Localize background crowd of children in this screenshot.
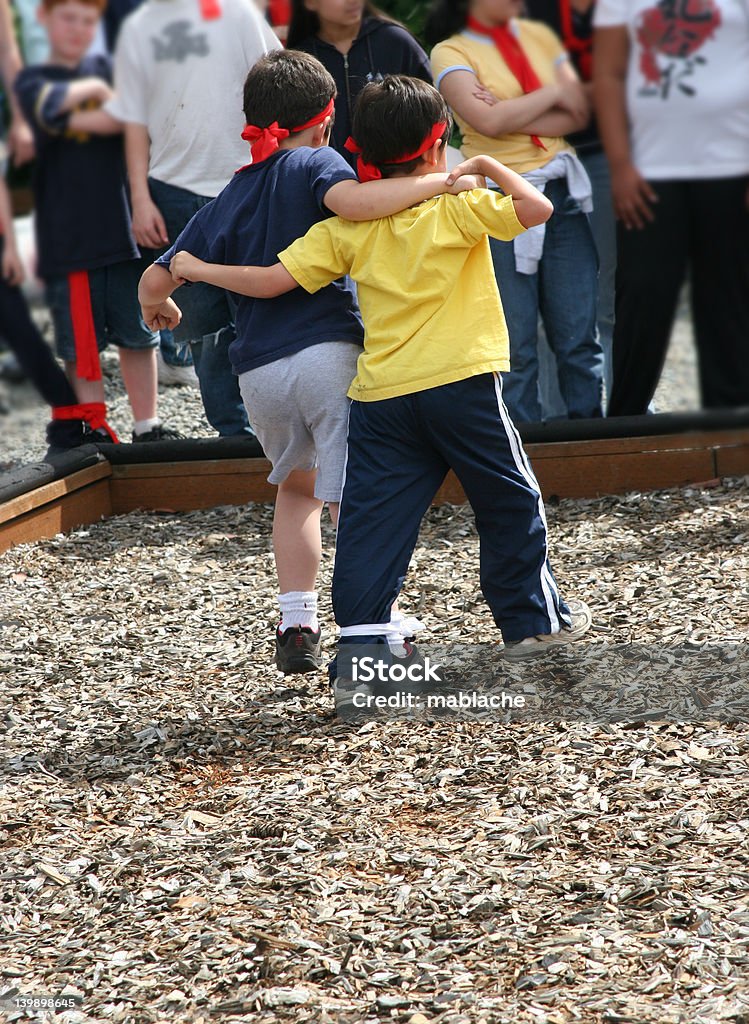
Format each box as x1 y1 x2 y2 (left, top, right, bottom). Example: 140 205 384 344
0 0 747 447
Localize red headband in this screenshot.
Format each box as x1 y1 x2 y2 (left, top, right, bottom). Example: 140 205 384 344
344 121 448 182
240 98 335 165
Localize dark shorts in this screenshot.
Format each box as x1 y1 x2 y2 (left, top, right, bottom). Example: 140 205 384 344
46 259 158 363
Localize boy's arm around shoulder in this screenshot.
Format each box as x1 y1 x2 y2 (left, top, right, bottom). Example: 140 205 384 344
169 252 298 299
323 171 485 221
446 156 553 229
171 217 351 298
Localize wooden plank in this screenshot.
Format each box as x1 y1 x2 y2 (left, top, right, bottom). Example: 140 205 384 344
108 441 732 513
110 472 277 513
0 481 112 555
111 458 273 480
524 428 749 461
0 462 112 527
434 448 717 505
714 442 749 479
533 449 716 499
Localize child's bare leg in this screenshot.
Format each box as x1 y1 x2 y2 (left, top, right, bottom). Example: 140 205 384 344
275 469 323 594
117 346 158 425
274 469 325 671
65 362 105 405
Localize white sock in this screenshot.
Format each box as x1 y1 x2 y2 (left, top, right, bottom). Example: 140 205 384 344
133 417 161 436
278 591 318 632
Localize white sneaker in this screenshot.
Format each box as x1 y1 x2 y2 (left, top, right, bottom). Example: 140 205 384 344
156 350 199 388
502 600 592 662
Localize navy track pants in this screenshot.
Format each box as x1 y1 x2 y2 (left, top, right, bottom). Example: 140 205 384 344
332 373 571 645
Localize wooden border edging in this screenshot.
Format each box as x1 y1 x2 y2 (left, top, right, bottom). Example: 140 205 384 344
0 461 112 554
107 428 749 513
1 426 748 554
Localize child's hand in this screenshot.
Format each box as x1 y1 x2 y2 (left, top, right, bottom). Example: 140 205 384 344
79 76 114 106
1 244 25 287
472 81 499 107
447 172 487 194
170 251 206 285
445 156 488 190
141 298 182 331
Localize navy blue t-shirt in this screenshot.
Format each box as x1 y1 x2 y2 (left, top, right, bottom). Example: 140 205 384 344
156 147 364 374
15 56 138 280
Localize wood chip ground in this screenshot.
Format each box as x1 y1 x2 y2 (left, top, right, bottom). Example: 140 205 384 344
1 474 748 1023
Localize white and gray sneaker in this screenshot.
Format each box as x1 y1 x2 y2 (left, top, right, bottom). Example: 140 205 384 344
156 350 199 388
502 600 592 662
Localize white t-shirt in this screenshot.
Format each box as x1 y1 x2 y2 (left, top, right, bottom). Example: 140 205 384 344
594 0 749 179
108 0 281 196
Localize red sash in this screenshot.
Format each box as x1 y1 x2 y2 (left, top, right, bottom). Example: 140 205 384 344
466 15 547 150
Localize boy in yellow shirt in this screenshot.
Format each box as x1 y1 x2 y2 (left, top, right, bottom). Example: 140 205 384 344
166 75 592 715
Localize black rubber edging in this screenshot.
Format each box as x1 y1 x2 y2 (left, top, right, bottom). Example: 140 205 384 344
100 434 265 464
518 407 749 444
0 446 104 506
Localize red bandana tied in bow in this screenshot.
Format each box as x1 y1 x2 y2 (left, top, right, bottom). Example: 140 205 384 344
240 98 336 166
466 15 548 150
344 121 448 182
52 402 119 443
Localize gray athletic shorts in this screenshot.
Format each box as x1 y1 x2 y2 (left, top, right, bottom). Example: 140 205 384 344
238 341 360 502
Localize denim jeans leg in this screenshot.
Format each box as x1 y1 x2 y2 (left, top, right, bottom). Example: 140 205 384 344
489 234 543 423
159 329 194 368
537 328 567 419
191 326 254 437
579 149 617 408
539 180 603 419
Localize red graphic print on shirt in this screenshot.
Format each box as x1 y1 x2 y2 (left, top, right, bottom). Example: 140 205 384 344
636 0 722 97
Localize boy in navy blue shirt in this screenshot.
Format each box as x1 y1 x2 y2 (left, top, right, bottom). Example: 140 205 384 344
14 0 179 443
138 50 478 674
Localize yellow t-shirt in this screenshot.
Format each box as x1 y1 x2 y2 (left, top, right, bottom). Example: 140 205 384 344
278 189 524 403
431 20 573 174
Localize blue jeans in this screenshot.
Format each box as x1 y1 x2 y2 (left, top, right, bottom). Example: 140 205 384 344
537 149 616 417
145 177 252 437
491 177 603 423
159 329 194 368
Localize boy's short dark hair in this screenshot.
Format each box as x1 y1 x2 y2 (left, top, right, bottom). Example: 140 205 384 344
243 51 336 131
351 76 452 178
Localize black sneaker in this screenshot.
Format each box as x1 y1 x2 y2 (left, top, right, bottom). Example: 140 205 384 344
275 626 323 675
83 426 116 445
132 424 184 442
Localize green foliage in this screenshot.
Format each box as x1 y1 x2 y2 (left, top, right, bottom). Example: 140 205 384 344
379 0 433 46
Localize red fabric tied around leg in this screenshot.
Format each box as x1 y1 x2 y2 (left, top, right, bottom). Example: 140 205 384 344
53 402 120 444
67 270 102 382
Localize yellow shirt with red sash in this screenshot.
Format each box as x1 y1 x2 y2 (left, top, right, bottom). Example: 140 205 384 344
431 20 574 175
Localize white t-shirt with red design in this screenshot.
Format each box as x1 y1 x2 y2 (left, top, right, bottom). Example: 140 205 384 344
594 0 749 179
